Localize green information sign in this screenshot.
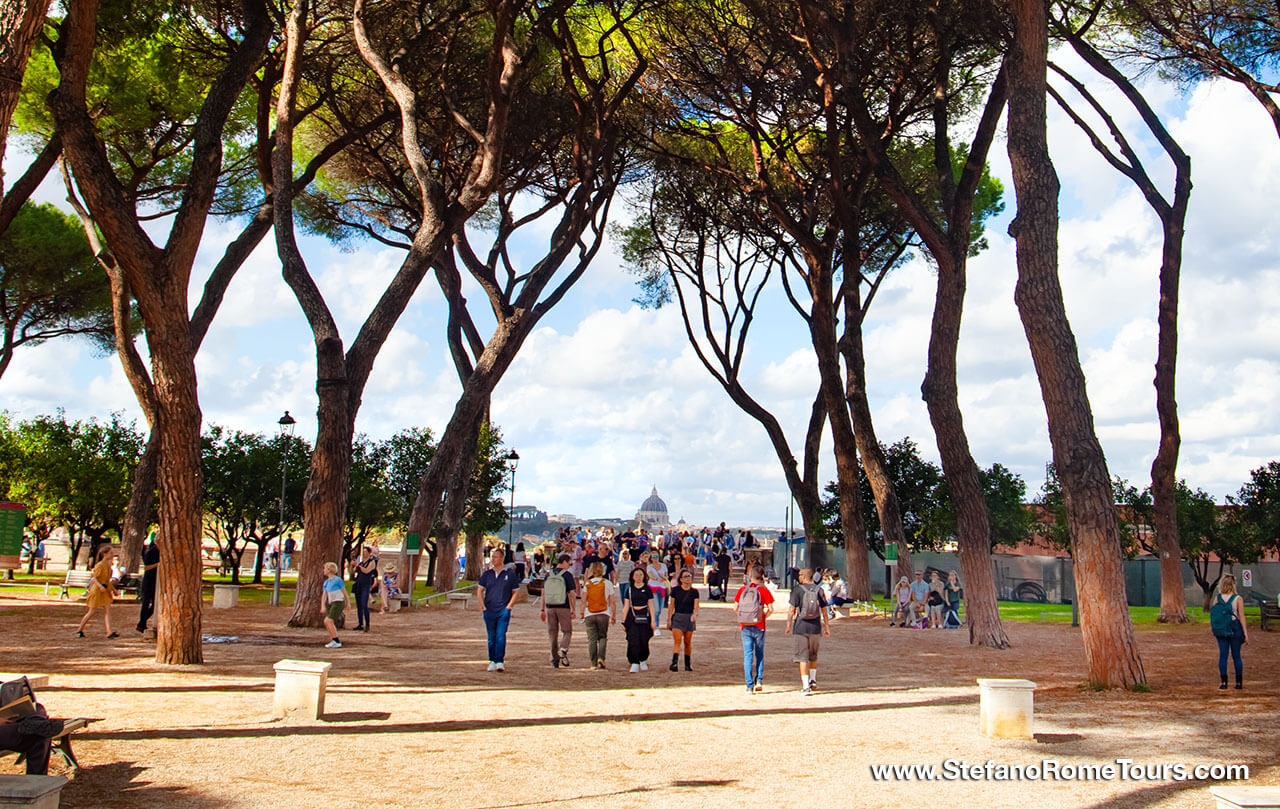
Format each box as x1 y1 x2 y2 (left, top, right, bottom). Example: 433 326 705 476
884 542 898 564
405 532 421 556
0 502 27 569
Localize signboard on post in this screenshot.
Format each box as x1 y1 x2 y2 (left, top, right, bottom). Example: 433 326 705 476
1242 569 1253 588
884 542 898 565
404 532 421 556
0 502 26 570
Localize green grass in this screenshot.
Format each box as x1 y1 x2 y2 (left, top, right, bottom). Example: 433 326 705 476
863 595 1253 625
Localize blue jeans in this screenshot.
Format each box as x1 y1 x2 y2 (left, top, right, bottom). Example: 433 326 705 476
741 626 765 686
354 580 372 628
1217 634 1244 679
484 608 512 663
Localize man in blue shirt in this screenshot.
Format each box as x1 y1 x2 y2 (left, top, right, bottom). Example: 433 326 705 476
477 546 521 671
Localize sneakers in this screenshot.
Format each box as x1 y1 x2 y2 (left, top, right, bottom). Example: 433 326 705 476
559 649 569 668
107 632 119 639
801 686 813 695
494 662 505 672
639 661 649 671
807 681 818 691
325 639 342 648
746 685 755 694
552 656 561 668
629 664 640 673
653 629 661 637
596 661 607 670
752 682 763 693
487 662 497 671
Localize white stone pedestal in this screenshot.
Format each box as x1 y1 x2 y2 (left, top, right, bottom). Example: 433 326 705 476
212 585 239 609
273 659 332 720
0 775 68 809
977 677 1036 739
1211 787 1280 809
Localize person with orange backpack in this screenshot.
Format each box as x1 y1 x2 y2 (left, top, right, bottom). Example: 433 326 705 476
579 561 618 670
734 563 775 693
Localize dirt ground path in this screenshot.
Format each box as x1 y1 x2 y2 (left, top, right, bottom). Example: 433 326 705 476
1 589 1276 809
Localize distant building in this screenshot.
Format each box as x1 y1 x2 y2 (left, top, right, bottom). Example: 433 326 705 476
635 486 671 529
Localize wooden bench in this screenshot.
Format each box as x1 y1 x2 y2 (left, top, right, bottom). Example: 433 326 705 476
3 717 92 772
1259 600 1279 632
53 571 93 600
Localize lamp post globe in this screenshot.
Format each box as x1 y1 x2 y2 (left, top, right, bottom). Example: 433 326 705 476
272 411 296 607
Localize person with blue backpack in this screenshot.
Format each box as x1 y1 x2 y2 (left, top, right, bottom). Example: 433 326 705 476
1209 574 1248 690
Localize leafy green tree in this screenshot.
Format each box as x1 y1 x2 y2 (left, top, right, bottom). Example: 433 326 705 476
201 426 310 585
820 437 1031 555
0 202 113 377
0 410 142 567
343 434 398 565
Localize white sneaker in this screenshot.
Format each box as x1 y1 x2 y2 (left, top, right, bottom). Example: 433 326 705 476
752 682 763 693
494 662 505 672
629 664 640 673
640 661 649 671
487 662 497 671
325 640 342 648
653 629 661 637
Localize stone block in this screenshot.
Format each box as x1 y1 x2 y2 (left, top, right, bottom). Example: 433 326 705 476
1211 787 1280 809
0 775 68 809
212 585 239 609
977 677 1036 739
272 659 332 720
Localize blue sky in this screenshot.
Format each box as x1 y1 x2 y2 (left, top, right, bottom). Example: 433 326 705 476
3 64 1279 529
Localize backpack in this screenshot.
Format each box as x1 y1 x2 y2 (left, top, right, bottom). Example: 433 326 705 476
737 584 763 624
1209 594 1240 638
585 579 608 613
543 571 568 606
798 584 822 620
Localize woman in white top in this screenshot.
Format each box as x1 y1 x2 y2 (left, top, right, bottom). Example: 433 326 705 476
645 554 670 637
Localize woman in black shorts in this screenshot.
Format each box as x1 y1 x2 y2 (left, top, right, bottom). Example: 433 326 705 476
667 567 700 671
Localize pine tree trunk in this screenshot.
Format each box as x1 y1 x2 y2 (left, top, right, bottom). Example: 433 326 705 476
465 526 483 581
119 429 158 574
1006 0 1145 687
811 294 872 601
288 353 353 628
0 0 51 202
149 306 204 665
838 291 913 598
1152 190 1189 623
921 251 1009 648
432 452 475 593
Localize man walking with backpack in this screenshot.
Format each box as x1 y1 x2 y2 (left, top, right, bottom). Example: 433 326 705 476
540 553 577 668
734 564 775 693
785 568 830 694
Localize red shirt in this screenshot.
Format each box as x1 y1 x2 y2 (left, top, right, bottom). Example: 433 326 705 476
734 583 775 630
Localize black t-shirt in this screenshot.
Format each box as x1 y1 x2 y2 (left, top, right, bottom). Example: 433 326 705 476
142 543 160 579
628 583 653 616
583 553 615 579
670 585 699 615
789 583 827 635
715 553 730 576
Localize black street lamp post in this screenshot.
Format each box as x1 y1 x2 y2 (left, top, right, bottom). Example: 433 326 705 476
272 410 296 607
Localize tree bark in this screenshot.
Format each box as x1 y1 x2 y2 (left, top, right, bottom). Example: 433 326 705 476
149 304 205 664
49 0 270 664
0 0 50 203
1006 0 1145 687
432 446 476 593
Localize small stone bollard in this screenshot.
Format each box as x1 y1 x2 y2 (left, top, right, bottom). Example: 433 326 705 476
212 584 239 609
272 659 332 720
1211 787 1280 809
0 775 69 809
977 677 1036 739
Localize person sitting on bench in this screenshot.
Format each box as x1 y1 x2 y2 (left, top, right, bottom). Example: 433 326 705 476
0 679 65 775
